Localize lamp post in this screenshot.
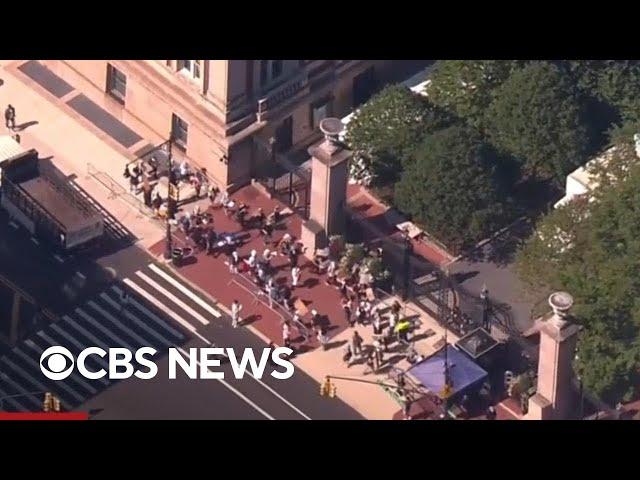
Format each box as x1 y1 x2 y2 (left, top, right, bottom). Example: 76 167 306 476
480 284 490 331
402 229 413 301
164 136 176 260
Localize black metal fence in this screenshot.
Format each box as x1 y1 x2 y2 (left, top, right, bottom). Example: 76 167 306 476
252 137 311 219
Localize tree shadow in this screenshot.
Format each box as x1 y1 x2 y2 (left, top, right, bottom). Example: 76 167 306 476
452 270 480 285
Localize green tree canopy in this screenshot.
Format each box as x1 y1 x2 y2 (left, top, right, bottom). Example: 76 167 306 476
426 60 522 129
486 62 592 183
344 84 453 186
515 143 640 403
394 125 512 251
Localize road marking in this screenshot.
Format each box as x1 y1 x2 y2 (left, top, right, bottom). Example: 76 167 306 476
30 237 39 245
8 221 19 229
87 300 151 349
75 271 86 280
186 331 311 420
148 263 221 318
53 254 65 263
0 358 71 410
0 371 44 410
62 316 110 351
122 279 197 333
75 308 134 351
135 271 210 326
19 343 95 398
100 293 172 347
110 285 185 340
0 387 28 411
37 330 109 385
176 346 274 421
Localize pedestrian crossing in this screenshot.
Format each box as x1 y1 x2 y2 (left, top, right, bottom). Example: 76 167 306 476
0 262 223 413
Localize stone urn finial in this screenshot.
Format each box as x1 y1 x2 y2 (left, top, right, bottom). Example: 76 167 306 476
319 118 344 147
548 291 574 328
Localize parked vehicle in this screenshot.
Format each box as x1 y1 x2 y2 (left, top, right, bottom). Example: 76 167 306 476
0 138 104 250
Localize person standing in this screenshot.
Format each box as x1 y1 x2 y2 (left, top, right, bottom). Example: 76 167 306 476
282 321 291 345
326 260 337 286
231 300 243 328
291 265 301 289
247 249 258 271
5 104 16 130
229 249 240 274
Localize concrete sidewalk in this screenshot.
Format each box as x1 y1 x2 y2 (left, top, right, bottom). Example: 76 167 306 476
0 60 165 249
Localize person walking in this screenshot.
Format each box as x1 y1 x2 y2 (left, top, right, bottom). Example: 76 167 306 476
231 300 243 328
351 330 363 358
291 265 301 289
5 104 16 130
317 326 329 351
341 297 353 327
119 290 130 314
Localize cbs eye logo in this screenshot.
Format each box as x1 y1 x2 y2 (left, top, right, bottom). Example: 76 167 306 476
40 346 75 380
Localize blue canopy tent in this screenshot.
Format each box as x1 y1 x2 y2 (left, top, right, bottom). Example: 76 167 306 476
408 345 488 399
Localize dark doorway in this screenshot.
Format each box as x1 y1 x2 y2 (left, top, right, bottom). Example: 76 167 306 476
275 116 293 153
352 67 377 108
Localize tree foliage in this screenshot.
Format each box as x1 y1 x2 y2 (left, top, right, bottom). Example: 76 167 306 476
486 62 592 183
515 144 640 403
426 60 522 129
394 125 512 251
344 84 453 186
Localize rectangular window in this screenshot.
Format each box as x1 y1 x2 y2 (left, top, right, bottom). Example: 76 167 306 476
271 60 283 79
106 64 126 104
311 98 331 129
260 60 269 86
177 60 201 80
171 113 188 151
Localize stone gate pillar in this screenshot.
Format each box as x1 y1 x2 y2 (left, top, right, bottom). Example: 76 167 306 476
300 118 351 257
526 292 580 420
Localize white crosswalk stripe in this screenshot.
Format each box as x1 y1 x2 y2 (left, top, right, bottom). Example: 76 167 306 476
1 358 72 410
99 293 173 347
63 316 110 351
0 263 224 413
110 286 185 339
87 300 151 349
0 387 29 411
122 279 197 332
148 263 221 318
0 372 43 410
75 308 135 351
135 271 210 325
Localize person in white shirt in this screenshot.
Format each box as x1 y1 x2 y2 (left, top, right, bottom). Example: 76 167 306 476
247 249 257 270
231 300 243 328
291 266 301 288
179 160 190 181
282 321 291 344
326 260 337 286
229 250 240 274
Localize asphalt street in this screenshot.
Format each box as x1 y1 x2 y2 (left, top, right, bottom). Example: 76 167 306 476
0 207 362 420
